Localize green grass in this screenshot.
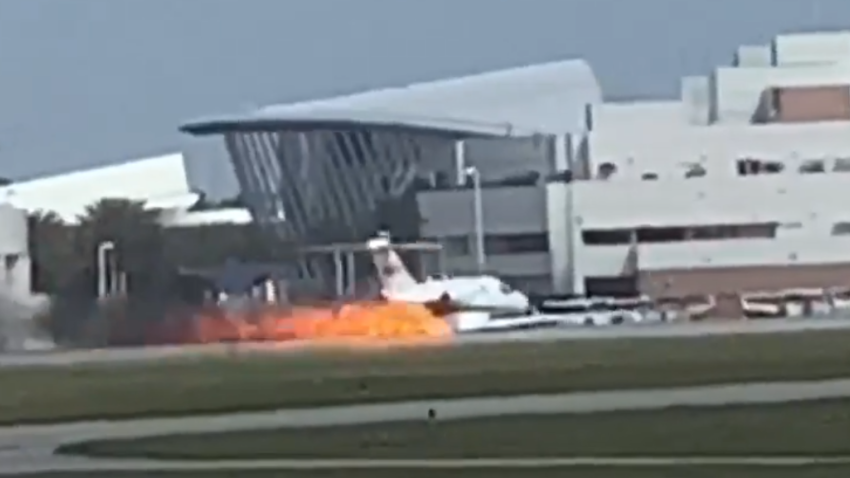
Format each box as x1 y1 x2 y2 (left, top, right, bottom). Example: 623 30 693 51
13 468 850 478
3 329 850 424
57 398 850 460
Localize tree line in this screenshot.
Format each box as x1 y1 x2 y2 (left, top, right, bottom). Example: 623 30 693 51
21 191 424 348
26 197 293 346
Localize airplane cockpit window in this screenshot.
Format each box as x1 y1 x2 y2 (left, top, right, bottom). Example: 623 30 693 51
499 282 513 294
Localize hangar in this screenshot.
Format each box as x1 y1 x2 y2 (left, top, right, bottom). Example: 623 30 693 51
182 30 850 299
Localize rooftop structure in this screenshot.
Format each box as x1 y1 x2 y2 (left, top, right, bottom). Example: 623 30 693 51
1 153 250 226
181 29 850 299
570 30 850 297
182 60 600 289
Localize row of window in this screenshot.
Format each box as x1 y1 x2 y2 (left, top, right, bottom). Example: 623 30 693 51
413 156 850 189
439 233 550 256
433 222 850 252
413 171 572 192
581 223 778 245
593 157 850 182
737 157 850 176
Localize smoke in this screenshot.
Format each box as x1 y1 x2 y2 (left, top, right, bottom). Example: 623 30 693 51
0 288 55 351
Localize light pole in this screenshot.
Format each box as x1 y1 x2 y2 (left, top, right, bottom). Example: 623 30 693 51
96 241 115 298
464 167 485 272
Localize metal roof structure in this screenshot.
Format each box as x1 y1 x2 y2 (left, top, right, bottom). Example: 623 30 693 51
182 59 601 136
178 58 601 288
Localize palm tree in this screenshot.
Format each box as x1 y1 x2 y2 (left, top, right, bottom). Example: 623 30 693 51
27 210 76 294
74 198 165 294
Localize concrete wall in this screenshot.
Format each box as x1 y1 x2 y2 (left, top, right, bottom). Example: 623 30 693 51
418 186 547 237
734 45 773 67
579 236 850 276
712 63 850 124
571 172 850 230
640 263 850 297
584 32 850 133
588 101 685 131
567 173 850 284
587 121 850 180
773 31 850 66
545 182 573 294
417 186 552 288
681 76 711 126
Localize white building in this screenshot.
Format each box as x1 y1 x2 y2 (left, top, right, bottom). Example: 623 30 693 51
564 30 850 296
1 153 250 226
182 29 850 297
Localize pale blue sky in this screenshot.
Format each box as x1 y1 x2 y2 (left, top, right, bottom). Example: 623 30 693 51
1 0 847 194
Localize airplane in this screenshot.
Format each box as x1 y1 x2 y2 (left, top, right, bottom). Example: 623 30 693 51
365 233 537 332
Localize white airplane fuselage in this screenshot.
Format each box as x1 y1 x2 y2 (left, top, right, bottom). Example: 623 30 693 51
381 276 530 316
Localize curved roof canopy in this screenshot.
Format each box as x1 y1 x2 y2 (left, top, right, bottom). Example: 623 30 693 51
182 59 601 137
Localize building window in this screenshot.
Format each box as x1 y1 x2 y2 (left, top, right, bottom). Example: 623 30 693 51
583 223 778 245
596 162 618 180
582 229 632 245
834 158 850 172
684 163 706 178
484 233 549 254
736 158 784 176
737 158 759 176
439 236 470 256
832 222 850 236
636 227 686 243
762 161 784 174
799 160 825 174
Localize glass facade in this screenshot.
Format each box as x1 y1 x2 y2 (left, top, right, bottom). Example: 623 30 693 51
223 128 454 287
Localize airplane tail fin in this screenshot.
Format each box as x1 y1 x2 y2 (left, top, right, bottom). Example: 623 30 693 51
367 233 417 295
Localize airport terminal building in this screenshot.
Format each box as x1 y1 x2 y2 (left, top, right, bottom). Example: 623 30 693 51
182 30 850 298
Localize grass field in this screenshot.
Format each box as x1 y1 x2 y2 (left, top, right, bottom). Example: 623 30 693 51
0 331 850 423
14 467 850 478
2 329 850 424
57 398 850 460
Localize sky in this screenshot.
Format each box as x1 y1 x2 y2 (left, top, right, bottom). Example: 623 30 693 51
2 0 850 195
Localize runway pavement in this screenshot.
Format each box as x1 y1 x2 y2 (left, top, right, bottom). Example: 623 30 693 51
3 316 850 368
2 378 850 474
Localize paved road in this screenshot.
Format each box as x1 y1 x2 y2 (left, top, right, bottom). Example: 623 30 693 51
3 316 850 368
2 378 850 474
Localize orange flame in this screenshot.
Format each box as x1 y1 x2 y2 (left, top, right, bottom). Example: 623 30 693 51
187 301 453 346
